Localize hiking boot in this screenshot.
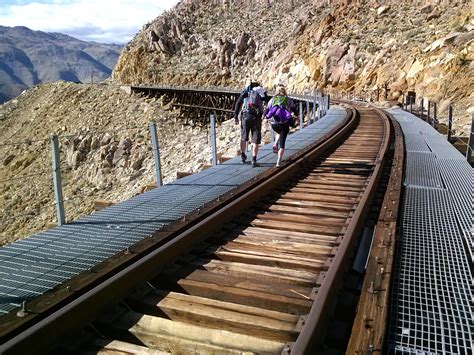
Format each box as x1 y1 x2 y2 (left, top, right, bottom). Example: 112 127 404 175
241 152 247 163
252 157 259 167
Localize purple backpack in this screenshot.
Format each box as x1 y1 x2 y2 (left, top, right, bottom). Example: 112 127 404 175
268 104 292 123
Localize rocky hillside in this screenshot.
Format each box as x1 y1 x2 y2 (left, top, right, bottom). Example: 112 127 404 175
114 0 473 133
1 0 473 245
0 26 122 103
0 81 270 245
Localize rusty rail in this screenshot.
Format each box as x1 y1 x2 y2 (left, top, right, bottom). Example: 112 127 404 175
345 111 404 354
286 103 393 354
0 105 354 355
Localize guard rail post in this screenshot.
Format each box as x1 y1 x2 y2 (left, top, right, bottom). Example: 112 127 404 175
420 98 424 121
466 113 474 164
299 101 303 130
51 134 65 226
447 105 453 142
312 96 317 122
427 100 431 126
318 96 322 121
306 101 310 125
149 122 163 187
210 114 218 166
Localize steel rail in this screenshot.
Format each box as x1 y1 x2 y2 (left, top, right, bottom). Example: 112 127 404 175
346 111 405 353
0 106 356 355
287 102 392 354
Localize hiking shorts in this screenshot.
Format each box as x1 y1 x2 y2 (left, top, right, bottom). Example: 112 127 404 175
271 122 290 149
241 113 262 144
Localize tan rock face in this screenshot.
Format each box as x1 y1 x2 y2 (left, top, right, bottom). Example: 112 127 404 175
112 0 472 131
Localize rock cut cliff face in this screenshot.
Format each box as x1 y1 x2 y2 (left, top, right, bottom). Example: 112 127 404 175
113 0 473 133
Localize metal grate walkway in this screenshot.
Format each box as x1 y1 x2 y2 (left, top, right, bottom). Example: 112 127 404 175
0 108 348 317
386 108 473 354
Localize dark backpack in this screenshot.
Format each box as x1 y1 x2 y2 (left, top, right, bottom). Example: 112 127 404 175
245 90 263 116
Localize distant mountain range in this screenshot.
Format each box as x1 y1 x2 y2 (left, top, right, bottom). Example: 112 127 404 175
0 26 122 103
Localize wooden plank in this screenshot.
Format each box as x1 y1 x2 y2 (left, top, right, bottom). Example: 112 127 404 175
99 311 285 354
295 182 362 192
176 278 313 314
183 269 312 300
240 226 339 242
307 172 366 181
219 241 331 263
251 219 343 236
159 290 300 322
232 228 337 246
212 248 326 272
289 186 360 198
265 204 348 218
300 177 366 188
130 291 298 342
255 212 346 227
229 235 334 255
272 198 354 212
281 192 357 205
192 259 318 287
92 339 167 354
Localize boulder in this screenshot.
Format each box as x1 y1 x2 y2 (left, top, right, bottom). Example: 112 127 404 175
3 154 15 166
377 5 390 16
118 137 132 151
426 10 441 21
420 4 433 13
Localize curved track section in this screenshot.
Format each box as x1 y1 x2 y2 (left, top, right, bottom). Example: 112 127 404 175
74 105 389 354
0 103 392 355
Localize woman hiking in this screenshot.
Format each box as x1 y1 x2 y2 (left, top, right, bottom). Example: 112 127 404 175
263 86 297 167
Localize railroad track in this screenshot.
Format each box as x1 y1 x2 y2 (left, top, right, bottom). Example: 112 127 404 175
1 103 393 354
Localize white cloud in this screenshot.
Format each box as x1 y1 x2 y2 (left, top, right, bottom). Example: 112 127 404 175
0 0 180 44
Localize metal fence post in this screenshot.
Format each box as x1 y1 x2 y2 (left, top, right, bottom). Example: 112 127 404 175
466 113 474 164
447 105 453 142
312 97 317 122
210 114 217 166
327 94 330 110
433 102 437 126
149 122 163 187
306 101 310 125
427 100 431 125
299 101 303 129
51 134 65 226
420 98 424 121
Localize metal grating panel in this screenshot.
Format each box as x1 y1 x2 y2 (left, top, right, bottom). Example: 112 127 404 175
388 107 473 354
388 187 473 354
404 134 432 153
404 152 444 188
0 107 349 316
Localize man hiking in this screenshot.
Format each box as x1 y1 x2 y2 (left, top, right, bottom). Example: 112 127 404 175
234 81 268 167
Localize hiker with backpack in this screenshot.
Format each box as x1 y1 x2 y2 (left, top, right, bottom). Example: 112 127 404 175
263 86 297 167
234 82 268 167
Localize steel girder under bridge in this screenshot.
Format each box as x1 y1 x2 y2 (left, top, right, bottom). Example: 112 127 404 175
130 85 240 126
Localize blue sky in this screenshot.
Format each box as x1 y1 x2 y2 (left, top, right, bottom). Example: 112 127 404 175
0 0 180 44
